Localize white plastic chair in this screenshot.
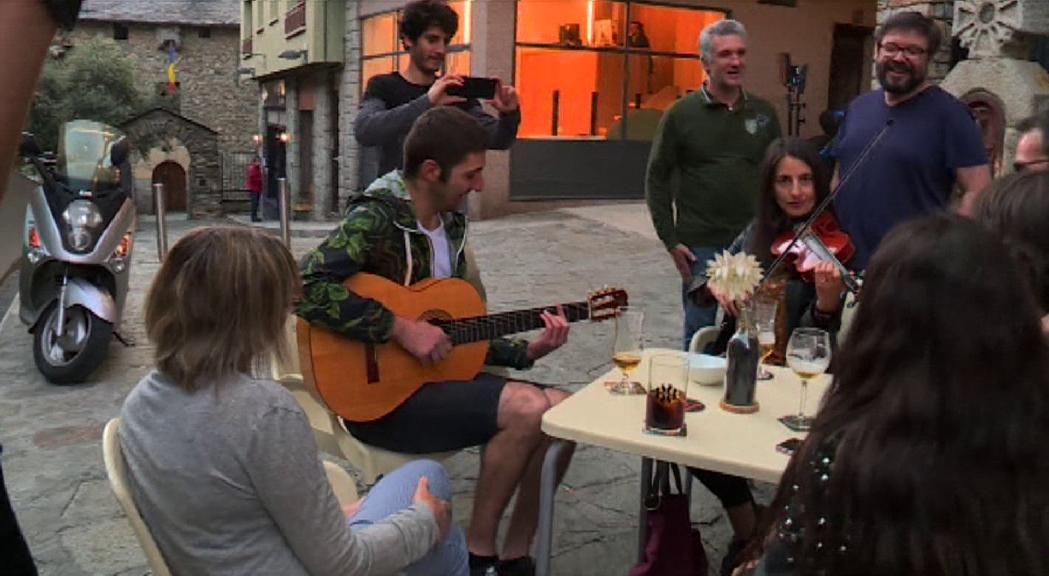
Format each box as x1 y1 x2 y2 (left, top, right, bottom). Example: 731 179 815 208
272 317 456 485
102 418 359 576
101 418 173 576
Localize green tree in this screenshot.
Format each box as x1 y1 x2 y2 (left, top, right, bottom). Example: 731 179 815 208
27 37 142 152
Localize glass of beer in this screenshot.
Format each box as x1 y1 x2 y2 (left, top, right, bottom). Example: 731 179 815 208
780 328 831 431
610 306 644 395
753 297 778 380
645 353 688 436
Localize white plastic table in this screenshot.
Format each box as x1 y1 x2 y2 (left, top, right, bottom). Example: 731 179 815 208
535 348 831 576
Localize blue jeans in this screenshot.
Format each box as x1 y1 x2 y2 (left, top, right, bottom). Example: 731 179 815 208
350 460 468 576
681 245 722 350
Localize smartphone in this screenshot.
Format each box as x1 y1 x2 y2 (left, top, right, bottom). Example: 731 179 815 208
446 76 498 100
776 438 803 456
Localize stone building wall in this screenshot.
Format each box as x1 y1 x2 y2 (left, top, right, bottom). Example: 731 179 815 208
122 109 222 218
61 22 257 154
338 0 362 206
877 0 956 82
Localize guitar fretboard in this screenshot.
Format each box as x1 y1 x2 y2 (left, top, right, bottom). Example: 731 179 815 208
434 301 590 345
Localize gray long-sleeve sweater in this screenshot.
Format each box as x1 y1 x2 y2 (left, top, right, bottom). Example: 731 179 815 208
119 371 438 575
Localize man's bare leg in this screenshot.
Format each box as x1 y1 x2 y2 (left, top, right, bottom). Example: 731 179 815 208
501 388 575 560
0 3 56 202
467 382 550 556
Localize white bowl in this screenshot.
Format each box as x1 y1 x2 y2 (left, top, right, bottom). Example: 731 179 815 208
688 353 727 386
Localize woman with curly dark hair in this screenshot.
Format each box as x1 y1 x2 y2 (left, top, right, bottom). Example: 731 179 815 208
746 215 1049 575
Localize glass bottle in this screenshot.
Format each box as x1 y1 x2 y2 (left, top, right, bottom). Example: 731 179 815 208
722 301 760 413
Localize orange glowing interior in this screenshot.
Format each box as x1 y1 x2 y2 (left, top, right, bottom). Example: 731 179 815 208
515 0 724 140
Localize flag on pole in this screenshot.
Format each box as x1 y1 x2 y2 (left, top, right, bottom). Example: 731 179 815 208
166 42 179 95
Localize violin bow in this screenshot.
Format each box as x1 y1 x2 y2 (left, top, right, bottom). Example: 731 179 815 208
758 119 895 293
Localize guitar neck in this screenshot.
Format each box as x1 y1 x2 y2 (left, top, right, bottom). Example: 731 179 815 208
435 301 591 345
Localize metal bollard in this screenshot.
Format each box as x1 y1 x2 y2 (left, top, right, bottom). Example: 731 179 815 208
277 177 291 247
153 182 168 261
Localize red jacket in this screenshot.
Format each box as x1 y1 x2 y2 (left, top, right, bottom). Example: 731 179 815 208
247 163 263 194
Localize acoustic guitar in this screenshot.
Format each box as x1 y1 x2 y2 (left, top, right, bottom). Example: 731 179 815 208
297 273 628 422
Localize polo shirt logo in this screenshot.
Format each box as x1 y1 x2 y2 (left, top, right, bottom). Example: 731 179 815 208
746 114 771 135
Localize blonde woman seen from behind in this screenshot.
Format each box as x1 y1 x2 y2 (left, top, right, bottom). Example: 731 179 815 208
119 226 467 575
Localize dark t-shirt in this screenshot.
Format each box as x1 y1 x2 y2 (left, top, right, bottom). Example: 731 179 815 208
357 73 520 180
833 87 986 269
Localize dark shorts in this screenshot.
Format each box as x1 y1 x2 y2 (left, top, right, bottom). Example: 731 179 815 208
345 373 518 454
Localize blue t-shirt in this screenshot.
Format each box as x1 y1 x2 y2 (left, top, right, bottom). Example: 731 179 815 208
833 87 987 269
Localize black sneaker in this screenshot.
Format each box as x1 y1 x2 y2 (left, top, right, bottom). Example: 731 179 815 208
720 539 748 576
470 563 499 576
498 557 536 576
470 554 500 576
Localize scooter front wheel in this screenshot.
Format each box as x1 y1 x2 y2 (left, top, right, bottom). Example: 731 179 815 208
32 303 112 385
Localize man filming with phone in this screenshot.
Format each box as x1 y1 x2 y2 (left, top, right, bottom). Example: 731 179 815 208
354 0 520 179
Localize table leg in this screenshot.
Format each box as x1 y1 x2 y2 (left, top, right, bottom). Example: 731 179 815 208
536 440 570 576
637 457 653 563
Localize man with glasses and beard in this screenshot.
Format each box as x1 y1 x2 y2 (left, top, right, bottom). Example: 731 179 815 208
1014 111 1049 173
830 11 990 270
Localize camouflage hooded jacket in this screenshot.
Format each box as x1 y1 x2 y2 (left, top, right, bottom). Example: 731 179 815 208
296 170 534 369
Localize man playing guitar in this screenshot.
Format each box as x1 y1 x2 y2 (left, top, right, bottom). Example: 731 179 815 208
298 107 574 576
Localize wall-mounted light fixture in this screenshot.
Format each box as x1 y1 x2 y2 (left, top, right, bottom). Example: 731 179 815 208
278 132 290 144
252 134 263 145
278 49 308 64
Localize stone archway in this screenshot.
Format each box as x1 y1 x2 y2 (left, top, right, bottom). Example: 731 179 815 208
961 90 1006 177
121 108 221 218
152 161 187 212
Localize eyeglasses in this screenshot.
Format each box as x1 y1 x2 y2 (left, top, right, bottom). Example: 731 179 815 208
1014 158 1049 172
879 43 927 58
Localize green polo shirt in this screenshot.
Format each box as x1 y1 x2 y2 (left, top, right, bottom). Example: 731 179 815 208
646 87 781 250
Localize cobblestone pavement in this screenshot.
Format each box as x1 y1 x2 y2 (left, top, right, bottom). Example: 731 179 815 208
0 206 773 575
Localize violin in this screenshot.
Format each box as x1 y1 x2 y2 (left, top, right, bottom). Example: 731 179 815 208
770 212 861 294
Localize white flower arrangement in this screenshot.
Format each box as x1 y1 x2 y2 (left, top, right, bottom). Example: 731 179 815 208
706 250 764 302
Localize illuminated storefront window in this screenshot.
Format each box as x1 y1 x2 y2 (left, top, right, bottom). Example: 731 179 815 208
516 0 725 141
360 1 472 95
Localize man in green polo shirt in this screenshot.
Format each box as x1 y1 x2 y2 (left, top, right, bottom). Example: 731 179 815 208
645 18 780 350
644 19 780 576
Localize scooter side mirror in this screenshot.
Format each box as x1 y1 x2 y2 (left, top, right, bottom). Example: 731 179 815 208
20 132 42 157
110 138 129 166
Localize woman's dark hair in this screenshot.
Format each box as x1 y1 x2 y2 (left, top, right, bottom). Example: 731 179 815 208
764 215 1049 575
876 11 942 56
974 170 1049 311
399 0 458 46
749 137 831 266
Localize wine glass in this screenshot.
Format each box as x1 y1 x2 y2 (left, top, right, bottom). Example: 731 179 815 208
780 328 831 431
610 306 644 395
753 297 778 381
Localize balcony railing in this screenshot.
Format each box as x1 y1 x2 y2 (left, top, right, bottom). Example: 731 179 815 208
285 2 306 38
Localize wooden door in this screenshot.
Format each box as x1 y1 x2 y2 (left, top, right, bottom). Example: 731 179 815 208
152 161 187 212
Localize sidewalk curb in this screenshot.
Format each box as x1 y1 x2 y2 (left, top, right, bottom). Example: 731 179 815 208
222 215 333 238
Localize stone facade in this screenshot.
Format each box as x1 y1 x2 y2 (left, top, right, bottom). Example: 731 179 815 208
312 74 337 220
877 0 956 81
58 22 257 156
338 0 363 211
121 108 222 218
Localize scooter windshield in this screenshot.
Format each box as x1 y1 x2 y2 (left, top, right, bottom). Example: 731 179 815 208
56 120 126 194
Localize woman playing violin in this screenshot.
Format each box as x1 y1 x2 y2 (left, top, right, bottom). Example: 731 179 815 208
689 137 852 344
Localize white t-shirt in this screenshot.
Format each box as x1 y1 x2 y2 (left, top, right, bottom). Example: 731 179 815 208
417 220 453 279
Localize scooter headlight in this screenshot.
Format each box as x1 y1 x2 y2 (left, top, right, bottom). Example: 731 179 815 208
62 200 102 252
